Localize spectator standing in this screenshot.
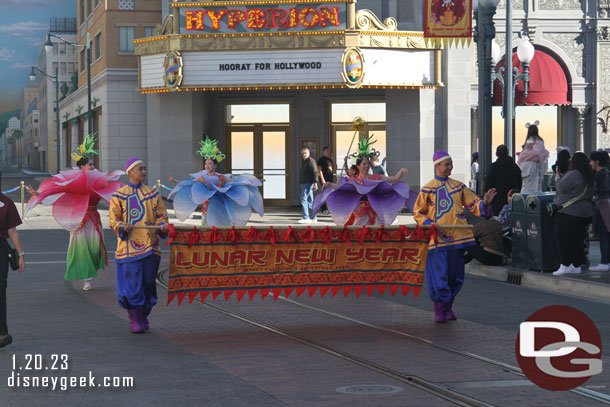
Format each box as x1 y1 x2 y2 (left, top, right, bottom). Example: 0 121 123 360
518 122 549 193
369 155 388 176
550 148 571 190
299 148 319 223
552 152 595 276
0 170 26 348
484 145 522 215
317 147 335 187
470 152 479 191
589 150 610 271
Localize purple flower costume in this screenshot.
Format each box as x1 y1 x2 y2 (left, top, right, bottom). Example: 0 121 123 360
313 175 415 226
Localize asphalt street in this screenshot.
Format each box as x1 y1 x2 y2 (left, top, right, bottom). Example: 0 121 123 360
0 228 606 406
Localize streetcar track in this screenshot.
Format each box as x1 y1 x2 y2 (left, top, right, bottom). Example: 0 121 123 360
156 267 610 405
278 296 610 405
156 268 494 407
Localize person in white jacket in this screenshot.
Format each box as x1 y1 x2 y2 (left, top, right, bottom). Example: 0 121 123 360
517 121 549 194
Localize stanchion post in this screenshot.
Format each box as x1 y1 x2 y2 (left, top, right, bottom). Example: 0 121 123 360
20 181 25 216
156 179 161 192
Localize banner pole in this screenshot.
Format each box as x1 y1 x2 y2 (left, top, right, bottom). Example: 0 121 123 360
119 224 473 231
20 181 25 217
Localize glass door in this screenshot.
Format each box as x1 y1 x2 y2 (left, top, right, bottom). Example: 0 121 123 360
332 123 386 178
227 124 290 207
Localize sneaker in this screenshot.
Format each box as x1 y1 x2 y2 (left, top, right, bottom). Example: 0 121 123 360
83 281 91 291
0 334 13 348
570 265 582 274
297 219 310 224
311 218 318 223
589 263 610 272
553 264 573 276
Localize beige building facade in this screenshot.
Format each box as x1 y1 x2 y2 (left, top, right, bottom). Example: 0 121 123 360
20 83 41 170
59 0 162 171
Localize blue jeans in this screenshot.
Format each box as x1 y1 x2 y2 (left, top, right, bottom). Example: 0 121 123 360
300 183 315 219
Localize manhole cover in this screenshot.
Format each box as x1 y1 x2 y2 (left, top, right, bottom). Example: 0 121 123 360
336 384 403 395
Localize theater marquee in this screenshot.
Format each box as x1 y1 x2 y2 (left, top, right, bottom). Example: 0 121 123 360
178 1 347 34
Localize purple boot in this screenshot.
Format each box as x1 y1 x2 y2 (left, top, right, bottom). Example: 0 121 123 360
445 300 457 321
142 307 152 331
434 302 447 323
127 309 145 333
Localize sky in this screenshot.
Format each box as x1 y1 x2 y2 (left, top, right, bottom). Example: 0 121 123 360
0 0 76 114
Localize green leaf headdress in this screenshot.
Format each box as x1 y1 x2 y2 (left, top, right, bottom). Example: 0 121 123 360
196 135 226 163
71 133 99 162
349 133 380 161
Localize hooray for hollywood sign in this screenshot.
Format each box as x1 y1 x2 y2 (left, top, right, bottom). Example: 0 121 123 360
180 2 347 34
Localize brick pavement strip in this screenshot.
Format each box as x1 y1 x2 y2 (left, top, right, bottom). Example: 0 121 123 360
81 263 452 407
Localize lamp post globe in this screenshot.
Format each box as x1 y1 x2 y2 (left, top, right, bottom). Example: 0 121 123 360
44 35 53 53
479 0 500 8
517 37 536 64
491 39 502 65
29 68 37 82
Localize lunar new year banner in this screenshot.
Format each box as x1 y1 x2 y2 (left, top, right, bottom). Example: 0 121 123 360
424 0 472 47
167 226 433 304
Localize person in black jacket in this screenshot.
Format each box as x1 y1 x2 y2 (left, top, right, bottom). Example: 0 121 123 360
299 148 319 223
589 150 610 271
484 145 522 215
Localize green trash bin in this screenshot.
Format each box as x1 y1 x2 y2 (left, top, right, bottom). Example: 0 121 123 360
511 193 529 268
525 193 560 271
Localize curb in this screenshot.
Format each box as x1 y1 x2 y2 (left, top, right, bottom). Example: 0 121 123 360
465 262 610 302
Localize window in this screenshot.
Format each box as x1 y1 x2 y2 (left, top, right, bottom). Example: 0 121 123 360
79 0 85 23
80 50 86 72
144 26 156 38
94 33 101 60
60 62 67 75
60 43 66 54
87 0 92 16
67 62 75 74
53 62 59 73
118 26 135 52
52 43 58 54
118 0 134 10
94 0 100 7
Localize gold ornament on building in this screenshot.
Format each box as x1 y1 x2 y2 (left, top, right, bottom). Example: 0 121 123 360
163 50 183 89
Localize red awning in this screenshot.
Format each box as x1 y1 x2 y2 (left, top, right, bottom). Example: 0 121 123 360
492 49 570 106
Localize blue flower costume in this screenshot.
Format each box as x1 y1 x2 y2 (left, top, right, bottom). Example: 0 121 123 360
168 137 264 226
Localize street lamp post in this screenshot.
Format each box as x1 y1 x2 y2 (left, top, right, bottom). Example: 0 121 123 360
30 66 60 173
491 37 535 155
474 0 500 194
45 33 93 135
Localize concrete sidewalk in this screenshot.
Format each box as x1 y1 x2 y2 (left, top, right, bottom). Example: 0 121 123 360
466 240 610 302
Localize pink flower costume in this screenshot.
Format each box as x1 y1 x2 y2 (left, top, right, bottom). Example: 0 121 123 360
25 168 124 280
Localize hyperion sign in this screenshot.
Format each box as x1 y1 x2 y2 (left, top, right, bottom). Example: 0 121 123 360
177 1 347 34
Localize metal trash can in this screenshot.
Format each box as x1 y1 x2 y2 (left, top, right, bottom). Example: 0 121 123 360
525 193 560 271
511 193 529 268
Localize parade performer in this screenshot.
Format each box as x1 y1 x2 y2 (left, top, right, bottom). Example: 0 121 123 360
413 151 496 323
313 135 411 225
25 134 123 291
168 136 263 226
109 158 169 333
